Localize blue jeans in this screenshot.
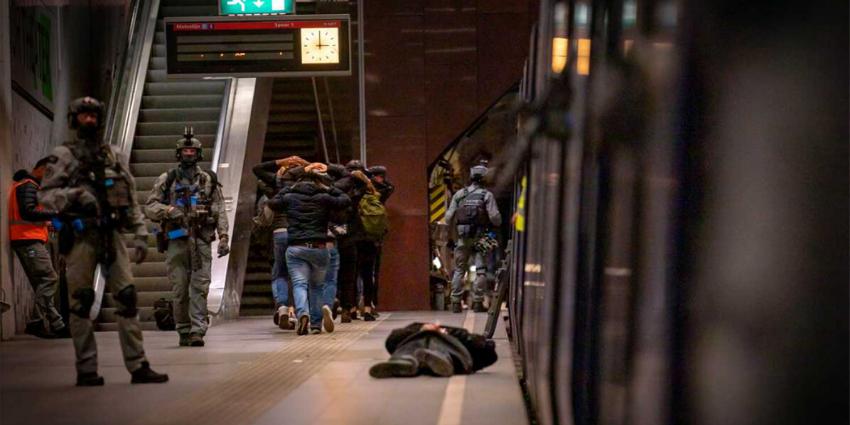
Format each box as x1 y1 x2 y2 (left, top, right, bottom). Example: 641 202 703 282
285 246 330 327
271 230 290 307
324 247 340 308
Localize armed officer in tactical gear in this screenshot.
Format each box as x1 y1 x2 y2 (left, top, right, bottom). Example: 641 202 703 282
144 128 229 347
444 163 501 313
38 96 169 386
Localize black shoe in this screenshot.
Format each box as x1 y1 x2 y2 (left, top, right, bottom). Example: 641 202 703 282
76 372 105 387
362 311 375 322
350 310 359 321
297 315 310 335
273 309 280 326
415 349 454 377
131 362 169 384
25 320 52 339
340 309 352 323
189 333 205 347
451 303 462 313
369 358 419 379
332 298 340 320
472 302 487 313
322 305 335 333
52 326 71 339
178 333 191 347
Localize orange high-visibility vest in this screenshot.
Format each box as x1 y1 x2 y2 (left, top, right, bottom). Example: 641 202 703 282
8 179 48 242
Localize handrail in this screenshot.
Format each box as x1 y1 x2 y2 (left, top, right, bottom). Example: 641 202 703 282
105 0 161 155
103 0 141 146
311 77 330 163
322 77 341 163
211 79 235 172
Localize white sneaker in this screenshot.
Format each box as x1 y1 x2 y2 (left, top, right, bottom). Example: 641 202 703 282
322 305 335 333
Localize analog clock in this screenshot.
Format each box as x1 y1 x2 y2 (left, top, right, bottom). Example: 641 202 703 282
300 28 340 64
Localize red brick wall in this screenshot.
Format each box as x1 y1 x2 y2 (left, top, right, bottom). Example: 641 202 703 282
364 0 536 310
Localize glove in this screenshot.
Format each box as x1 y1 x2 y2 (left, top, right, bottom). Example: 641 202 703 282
166 206 184 221
133 236 148 264
217 235 230 258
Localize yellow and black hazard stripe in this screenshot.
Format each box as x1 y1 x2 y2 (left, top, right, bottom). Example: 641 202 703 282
429 184 448 223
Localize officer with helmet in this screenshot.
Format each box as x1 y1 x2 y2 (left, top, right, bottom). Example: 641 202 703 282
38 96 168 385
444 162 501 313
144 127 229 347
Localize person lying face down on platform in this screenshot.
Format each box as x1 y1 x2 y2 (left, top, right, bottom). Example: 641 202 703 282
369 322 498 378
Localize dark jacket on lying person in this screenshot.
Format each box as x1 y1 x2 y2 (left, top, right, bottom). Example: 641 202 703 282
266 178 350 245
385 322 498 373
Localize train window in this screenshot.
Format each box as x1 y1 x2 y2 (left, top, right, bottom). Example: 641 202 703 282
550 2 569 74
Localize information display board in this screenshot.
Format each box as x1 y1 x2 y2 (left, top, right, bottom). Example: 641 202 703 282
164 14 351 78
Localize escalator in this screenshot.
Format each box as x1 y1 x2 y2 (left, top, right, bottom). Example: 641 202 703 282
98 0 228 330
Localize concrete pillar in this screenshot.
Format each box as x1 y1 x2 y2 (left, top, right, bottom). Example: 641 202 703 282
0 0 15 339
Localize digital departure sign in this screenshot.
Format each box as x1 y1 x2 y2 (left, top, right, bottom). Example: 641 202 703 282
164 15 351 78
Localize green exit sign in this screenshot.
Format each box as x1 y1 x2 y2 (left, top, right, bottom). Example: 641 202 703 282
219 0 294 15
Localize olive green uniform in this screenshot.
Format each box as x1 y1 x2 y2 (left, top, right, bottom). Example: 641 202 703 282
38 138 149 375
144 166 228 337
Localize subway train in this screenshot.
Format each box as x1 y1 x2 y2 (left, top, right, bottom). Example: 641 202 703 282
491 1 847 425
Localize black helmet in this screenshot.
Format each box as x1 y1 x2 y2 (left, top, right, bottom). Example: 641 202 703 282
67 96 105 129
367 165 387 177
345 159 364 172
175 126 203 165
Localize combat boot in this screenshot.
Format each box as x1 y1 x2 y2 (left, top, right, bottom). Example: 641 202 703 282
76 372 105 387
451 302 462 313
189 333 205 347
52 326 71 339
131 362 169 384
472 301 487 313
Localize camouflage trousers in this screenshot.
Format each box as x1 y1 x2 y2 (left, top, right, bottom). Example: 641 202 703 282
166 237 212 336
65 231 147 374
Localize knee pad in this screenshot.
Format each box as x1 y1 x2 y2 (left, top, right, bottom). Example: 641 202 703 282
71 288 96 317
114 285 138 318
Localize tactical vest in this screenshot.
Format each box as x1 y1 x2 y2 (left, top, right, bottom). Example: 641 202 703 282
8 179 48 242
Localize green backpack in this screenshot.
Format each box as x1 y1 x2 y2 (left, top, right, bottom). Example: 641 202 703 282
359 192 389 241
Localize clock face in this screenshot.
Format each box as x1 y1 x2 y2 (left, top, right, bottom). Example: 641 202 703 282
300 28 340 64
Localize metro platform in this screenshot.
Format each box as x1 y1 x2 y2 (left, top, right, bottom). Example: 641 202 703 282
0 311 527 425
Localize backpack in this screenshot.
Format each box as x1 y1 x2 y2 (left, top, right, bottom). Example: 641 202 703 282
455 188 490 227
359 192 389 241
153 298 175 331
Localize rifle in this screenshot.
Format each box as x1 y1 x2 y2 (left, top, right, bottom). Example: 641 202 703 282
168 182 210 271
484 243 512 339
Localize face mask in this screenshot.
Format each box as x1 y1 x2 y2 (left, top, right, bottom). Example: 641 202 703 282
77 122 98 140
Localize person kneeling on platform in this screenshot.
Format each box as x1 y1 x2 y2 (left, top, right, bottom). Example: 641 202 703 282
369 322 498 378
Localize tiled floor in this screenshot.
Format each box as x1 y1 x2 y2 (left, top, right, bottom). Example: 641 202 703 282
0 311 527 425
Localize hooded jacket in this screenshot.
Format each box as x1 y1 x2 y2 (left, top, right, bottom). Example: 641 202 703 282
12 170 56 222
267 179 350 245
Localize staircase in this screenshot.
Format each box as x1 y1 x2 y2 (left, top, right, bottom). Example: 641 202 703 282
98 0 227 330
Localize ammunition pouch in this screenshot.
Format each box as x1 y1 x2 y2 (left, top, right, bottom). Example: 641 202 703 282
104 176 132 209
156 230 169 253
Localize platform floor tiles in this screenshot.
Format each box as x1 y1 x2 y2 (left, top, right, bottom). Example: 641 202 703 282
0 311 528 425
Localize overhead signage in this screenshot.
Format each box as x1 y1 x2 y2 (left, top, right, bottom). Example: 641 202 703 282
219 0 294 16
164 15 351 78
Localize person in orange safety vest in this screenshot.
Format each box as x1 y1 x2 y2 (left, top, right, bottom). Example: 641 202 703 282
8 157 68 338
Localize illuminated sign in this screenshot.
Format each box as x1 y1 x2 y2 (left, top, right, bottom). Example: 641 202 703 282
219 0 294 16
164 15 351 78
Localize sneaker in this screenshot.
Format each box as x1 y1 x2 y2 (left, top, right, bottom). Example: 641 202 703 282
310 327 322 335
451 303 462 313
297 315 310 335
415 349 454 377
340 309 352 323
369 357 419 379
178 333 191 347
189 333 205 347
362 311 375 322
321 305 335 333
472 301 487 313
131 362 169 384
278 307 294 330
76 372 105 387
